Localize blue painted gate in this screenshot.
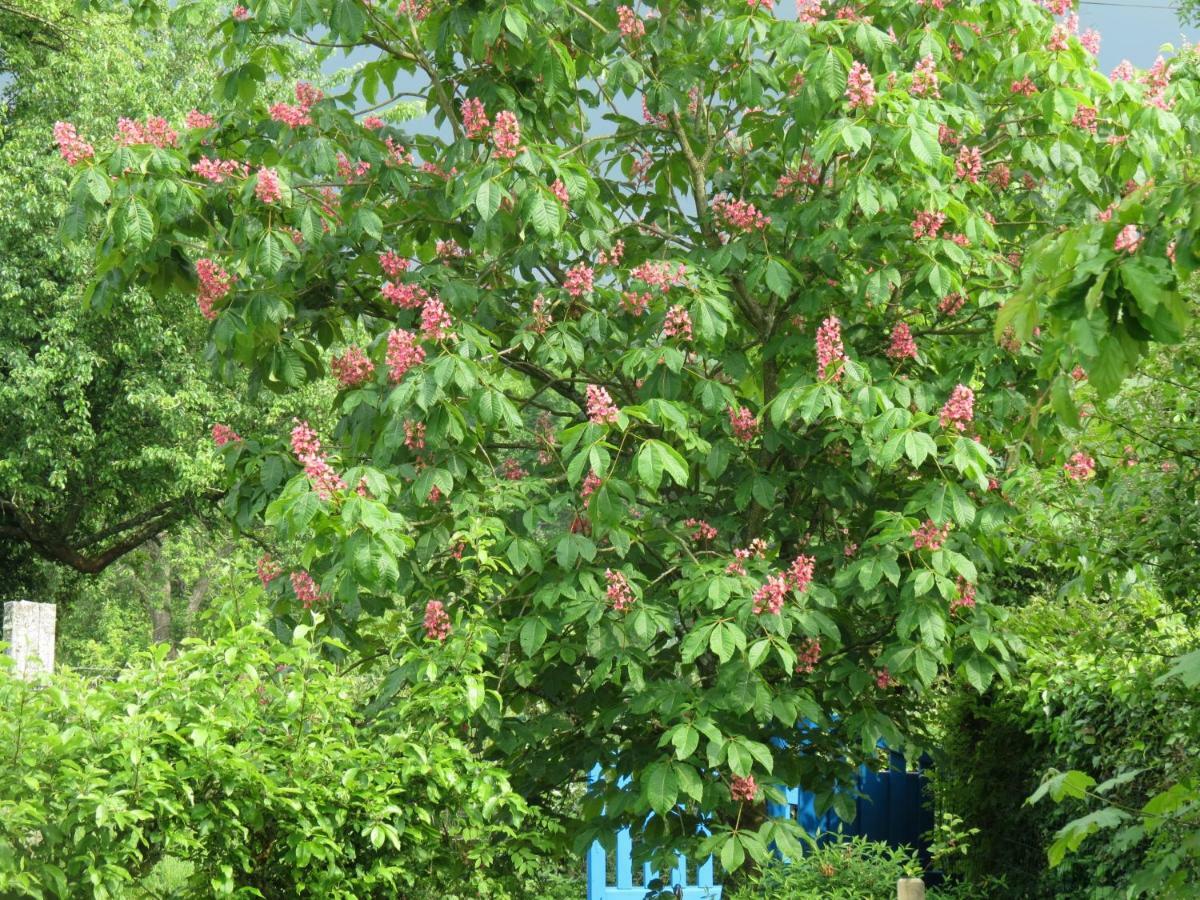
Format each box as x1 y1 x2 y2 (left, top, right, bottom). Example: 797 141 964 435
586 751 931 899
585 766 722 899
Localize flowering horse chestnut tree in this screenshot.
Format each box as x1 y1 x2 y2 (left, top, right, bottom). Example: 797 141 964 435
67 0 1195 870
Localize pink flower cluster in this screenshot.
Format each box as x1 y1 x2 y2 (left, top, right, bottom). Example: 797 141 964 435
989 163 1011 190
1110 60 1135 82
796 0 824 24
846 61 876 109
662 305 693 341
711 194 770 232
587 385 620 425
951 577 976 614
730 775 758 802
886 323 918 361
270 101 312 128
114 116 178 148
212 423 241 446
362 115 385 130
629 260 688 292
940 384 975 430
581 471 602 502
1114 224 1143 254
185 110 215 129
753 574 789 615
404 419 426 451
564 263 595 297
423 600 452 641
382 281 429 309
816 316 845 382
491 110 522 159
955 146 983 182
775 159 821 196
1011 78 1038 97
726 538 768 576
910 55 940 98
380 250 410 277
911 210 947 240
597 241 624 267
550 179 570 207
291 419 346 500
875 668 899 690
1047 22 1071 52
256 554 281 587
617 5 645 39
642 97 670 129
939 292 966 316
330 346 375 388
912 519 951 551
397 0 431 20
1080 28 1101 55
386 329 426 382
605 569 635 613
795 638 821 674
461 98 489 139
231 4 251 20
291 570 323 609
196 258 233 320
1072 104 1098 133
420 297 453 340
685 518 718 542
271 84 324 128
1064 451 1096 481
728 405 759 443
1143 56 1173 110
622 291 651 316
192 157 249 183
53 121 94 165
789 554 816 594
255 167 282 203
531 295 553 334
336 153 371 178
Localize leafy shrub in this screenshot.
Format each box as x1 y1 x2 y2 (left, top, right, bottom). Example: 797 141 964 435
726 836 920 900
929 592 1198 898
0 618 532 899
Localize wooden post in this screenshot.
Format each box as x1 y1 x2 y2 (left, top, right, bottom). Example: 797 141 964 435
897 878 926 900
2 600 56 680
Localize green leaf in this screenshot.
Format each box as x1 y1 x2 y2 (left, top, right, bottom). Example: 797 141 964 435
727 740 753 777
908 124 939 166
519 618 547 657
765 259 792 299
476 180 502 221
672 726 700 760
636 440 688 491
523 190 560 237
644 763 679 815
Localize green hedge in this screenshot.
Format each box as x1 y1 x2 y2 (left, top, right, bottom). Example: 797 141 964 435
930 594 1198 898
0 619 538 899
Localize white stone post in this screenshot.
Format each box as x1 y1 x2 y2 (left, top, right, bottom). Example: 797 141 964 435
3 601 56 679
897 878 926 900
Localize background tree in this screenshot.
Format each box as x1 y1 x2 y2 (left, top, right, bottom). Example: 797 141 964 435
0 0 243 593
68 0 1197 870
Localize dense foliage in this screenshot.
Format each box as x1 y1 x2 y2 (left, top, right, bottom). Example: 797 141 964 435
930 327 1200 898
727 836 921 899
0 618 542 899
62 0 1200 868
0 0 246 588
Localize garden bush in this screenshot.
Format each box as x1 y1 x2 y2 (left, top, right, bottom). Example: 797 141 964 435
726 836 921 900
0 617 535 899
930 591 1198 898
